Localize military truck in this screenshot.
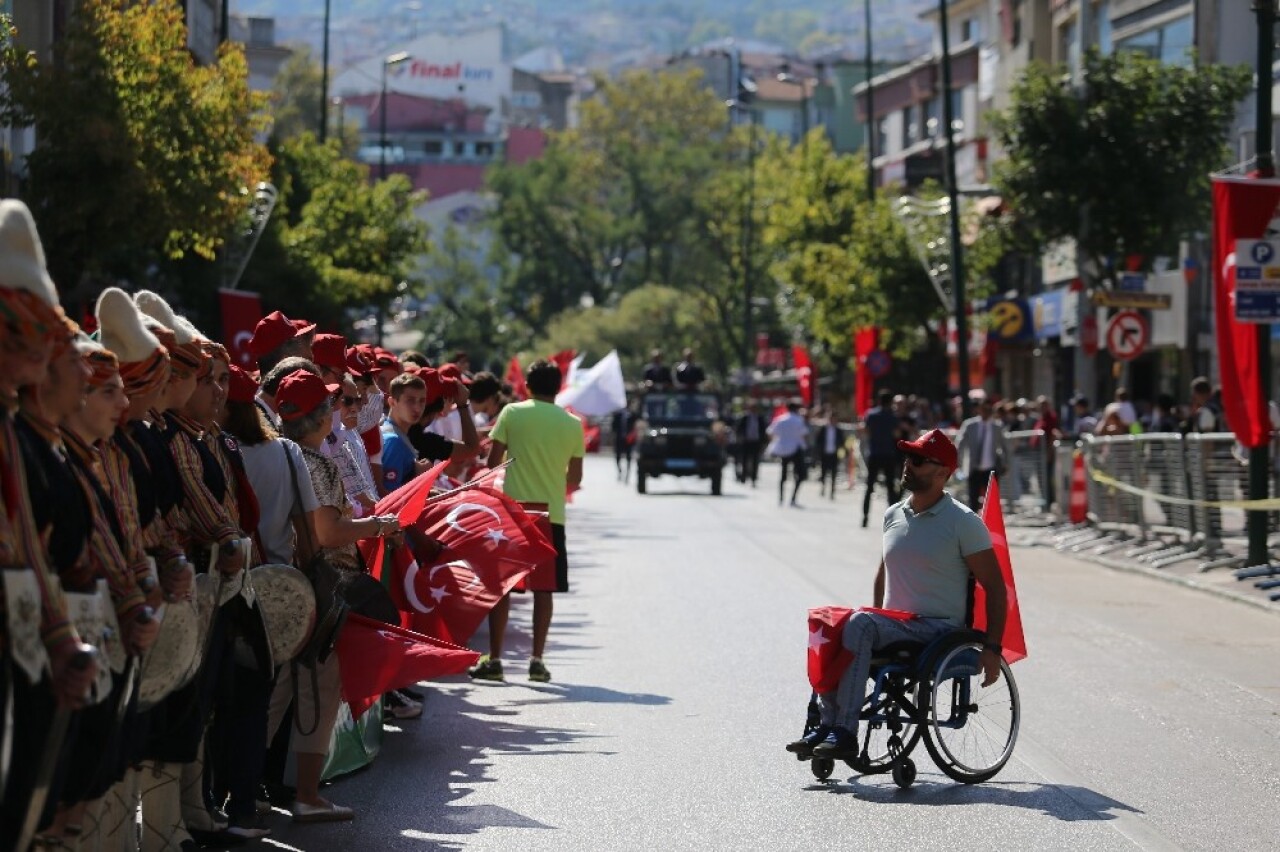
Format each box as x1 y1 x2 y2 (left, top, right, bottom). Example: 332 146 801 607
634 391 728 495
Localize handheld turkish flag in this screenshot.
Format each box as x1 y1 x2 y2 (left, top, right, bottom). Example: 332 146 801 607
505 356 529 401
974 476 1027 664
549 349 576 391
335 612 479 718
381 480 556 644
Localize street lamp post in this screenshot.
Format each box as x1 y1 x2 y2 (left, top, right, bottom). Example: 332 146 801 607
937 0 970 418
380 52 410 180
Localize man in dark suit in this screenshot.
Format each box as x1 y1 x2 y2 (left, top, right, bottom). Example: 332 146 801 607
734 400 768 486
813 405 846 499
611 402 638 482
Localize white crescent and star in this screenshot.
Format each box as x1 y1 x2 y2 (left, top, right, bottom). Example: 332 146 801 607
406 559 479 614
445 502 503 536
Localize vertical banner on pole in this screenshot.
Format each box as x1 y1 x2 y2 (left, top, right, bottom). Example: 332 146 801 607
1211 176 1280 449
218 288 263 370
792 344 815 406
853 327 879 417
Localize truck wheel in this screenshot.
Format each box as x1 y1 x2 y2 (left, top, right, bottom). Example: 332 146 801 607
637 471 647 494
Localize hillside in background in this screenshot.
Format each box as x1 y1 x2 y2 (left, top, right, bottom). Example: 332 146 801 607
231 0 933 69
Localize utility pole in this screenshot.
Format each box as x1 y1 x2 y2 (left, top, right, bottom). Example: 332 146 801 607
938 0 970 416
320 0 331 142
864 0 875 201
1072 0 1095 409
1248 0 1275 568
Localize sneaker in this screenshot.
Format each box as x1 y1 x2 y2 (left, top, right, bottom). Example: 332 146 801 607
528 658 551 683
386 694 423 720
225 815 272 840
468 656 505 682
390 689 422 709
290 799 354 823
785 726 832 759
811 726 859 760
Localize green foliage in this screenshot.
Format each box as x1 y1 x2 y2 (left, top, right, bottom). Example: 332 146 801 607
755 131 939 358
238 134 428 326
487 68 730 326
533 284 724 382
0 0 271 288
417 224 514 368
269 46 323 143
989 49 1251 280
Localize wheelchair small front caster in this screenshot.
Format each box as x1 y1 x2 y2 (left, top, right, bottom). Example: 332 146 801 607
811 757 835 780
891 758 916 789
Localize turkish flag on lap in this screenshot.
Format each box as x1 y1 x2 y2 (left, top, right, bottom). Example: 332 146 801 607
335 612 479 718
807 607 855 693
806 606 917 692
974 476 1027 664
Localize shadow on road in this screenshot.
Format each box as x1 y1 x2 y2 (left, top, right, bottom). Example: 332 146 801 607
805 776 1146 823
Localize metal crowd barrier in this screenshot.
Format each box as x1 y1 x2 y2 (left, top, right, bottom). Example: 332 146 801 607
1002 430 1053 520
1011 431 1280 582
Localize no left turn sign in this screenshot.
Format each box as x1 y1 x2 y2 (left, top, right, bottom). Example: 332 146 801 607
1105 310 1148 362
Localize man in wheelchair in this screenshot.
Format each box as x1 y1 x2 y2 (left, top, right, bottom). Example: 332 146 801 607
786 428 1007 762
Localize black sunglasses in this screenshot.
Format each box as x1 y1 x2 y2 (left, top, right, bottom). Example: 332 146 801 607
340 395 359 407
905 453 940 468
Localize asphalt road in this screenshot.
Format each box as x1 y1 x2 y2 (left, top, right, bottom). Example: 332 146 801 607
266 454 1280 852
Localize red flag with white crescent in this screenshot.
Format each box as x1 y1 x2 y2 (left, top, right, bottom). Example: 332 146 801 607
375 483 556 644
335 613 479 718
974 476 1027 664
806 606 917 692
218 288 263 369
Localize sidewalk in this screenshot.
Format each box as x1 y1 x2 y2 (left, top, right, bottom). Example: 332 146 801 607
1004 515 1280 616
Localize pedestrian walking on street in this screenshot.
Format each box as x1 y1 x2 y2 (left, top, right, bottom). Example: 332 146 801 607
767 402 809 507
956 398 1009 510
473 359 585 684
858 391 904 526
735 400 768 486
813 405 844 500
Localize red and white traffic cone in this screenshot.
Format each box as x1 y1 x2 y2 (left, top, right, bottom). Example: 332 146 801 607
1068 450 1088 524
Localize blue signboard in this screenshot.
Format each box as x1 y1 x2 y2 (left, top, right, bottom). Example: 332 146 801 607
985 296 1035 343
1235 239 1280 323
1029 290 1064 340
1118 273 1146 292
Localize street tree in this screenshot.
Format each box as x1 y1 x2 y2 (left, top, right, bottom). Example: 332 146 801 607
989 49 1251 282
238 134 429 328
0 0 270 292
488 68 731 329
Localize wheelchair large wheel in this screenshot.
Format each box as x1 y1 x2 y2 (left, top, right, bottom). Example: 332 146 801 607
922 642 1020 784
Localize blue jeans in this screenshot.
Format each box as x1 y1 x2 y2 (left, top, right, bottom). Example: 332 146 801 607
816 612 955 732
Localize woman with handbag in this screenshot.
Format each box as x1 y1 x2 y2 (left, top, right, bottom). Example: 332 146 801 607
268 369 401 824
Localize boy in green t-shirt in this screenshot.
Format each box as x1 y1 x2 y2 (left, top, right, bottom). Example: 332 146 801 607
471 359 584 683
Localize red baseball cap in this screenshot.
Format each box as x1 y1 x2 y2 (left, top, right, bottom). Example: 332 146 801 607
275 369 340 421
897 428 958 470
345 345 374 377
311 333 348 374
248 310 316 358
227 364 259 404
372 347 401 372
417 367 456 406
438 362 471 385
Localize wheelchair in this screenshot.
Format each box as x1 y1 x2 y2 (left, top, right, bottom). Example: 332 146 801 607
799 627 1020 789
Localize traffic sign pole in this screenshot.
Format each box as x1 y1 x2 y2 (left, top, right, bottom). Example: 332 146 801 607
1249 0 1274 569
